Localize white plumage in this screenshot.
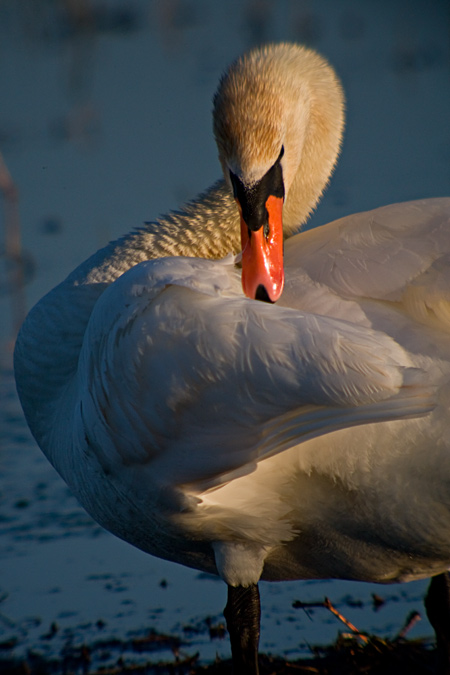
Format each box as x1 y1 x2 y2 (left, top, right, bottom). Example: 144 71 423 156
13 42 450 671
14 197 450 585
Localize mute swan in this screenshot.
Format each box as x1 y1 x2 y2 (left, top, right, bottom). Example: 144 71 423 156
14 43 450 674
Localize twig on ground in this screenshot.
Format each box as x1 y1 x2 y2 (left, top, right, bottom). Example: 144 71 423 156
323 597 369 643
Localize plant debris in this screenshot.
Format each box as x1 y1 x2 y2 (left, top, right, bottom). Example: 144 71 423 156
0 629 440 675
0 593 439 674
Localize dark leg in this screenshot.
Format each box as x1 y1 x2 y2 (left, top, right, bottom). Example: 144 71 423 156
425 572 450 674
224 583 261 675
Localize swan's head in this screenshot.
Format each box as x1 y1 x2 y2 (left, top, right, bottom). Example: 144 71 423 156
213 43 345 302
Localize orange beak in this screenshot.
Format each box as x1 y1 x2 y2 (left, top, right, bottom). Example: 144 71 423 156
239 194 284 303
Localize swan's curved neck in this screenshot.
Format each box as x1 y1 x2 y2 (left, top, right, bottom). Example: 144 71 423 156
122 180 240 269
283 74 344 234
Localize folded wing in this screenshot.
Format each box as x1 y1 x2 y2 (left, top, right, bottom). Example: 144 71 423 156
76 255 434 491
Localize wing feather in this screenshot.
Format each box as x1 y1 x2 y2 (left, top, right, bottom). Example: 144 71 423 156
286 198 450 303
76 256 434 490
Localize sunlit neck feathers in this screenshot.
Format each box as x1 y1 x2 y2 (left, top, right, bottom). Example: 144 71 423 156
213 42 345 235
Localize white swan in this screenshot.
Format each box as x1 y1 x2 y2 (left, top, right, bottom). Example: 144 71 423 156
14 43 450 673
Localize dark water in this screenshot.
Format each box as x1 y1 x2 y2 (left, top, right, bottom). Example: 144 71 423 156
1 0 449 669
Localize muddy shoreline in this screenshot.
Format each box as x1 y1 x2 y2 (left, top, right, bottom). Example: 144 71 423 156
0 632 439 674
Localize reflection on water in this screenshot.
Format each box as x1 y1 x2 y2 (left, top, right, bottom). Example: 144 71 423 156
0 151 30 340
1 0 449 668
